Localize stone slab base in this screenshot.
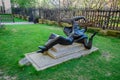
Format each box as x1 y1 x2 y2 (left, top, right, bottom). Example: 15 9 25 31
25 46 98 71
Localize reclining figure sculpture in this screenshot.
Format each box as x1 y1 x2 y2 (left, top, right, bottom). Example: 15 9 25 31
37 16 97 53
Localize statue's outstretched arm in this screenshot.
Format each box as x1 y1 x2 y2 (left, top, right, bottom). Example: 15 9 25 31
73 16 86 22
60 16 86 24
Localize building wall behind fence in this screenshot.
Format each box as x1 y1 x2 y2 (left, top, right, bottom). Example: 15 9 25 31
0 0 12 14
4 0 11 14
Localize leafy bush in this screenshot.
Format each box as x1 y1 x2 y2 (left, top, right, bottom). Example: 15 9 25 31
87 27 101 33
38 19 43 24
107 30 120 37
60 22 72 27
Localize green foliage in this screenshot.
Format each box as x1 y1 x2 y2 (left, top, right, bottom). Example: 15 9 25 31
11 0 36 8
0 24 120 80
87 27 101 33
0 14 14 22
14 17 27 22
60 22 72 27
87 27 120 37
38 19 44 24
107 30 120 37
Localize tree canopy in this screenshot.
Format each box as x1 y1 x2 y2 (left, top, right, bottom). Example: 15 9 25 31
11 0 120 9
11 0 37 8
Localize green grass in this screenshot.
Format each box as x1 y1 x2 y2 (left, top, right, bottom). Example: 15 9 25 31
14 17 27 22
0 24 120 80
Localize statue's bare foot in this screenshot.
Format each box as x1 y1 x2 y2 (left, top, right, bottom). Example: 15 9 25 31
36 49 44 53
38 46 46 49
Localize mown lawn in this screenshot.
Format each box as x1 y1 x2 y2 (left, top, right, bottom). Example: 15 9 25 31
0 24 120 80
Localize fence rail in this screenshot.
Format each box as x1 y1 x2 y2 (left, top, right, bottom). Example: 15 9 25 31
13 8 120 31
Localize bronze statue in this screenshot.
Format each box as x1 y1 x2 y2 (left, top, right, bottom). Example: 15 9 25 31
37 16 97 53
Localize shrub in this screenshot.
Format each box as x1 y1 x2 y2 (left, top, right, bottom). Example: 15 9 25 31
99 30 108 35
45 20 50 25
39 19 42 24
26 16 29 21
49 21 57 25
107 30 120 37
87 27 120 37
60 22 72 27
38 19 57 26
87 27 101 33
53 21 58 26
22 16 25 20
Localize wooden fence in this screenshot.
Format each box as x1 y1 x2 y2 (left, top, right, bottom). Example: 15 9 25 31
13 8 120 31
83 9 120 30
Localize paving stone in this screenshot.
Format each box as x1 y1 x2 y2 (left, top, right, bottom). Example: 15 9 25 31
19 57 30 66
0 77 2 79
0 72 4 76
1 22 34 25
25 46 98 71
11 76 17 80
3 76 11 80
0 70 4 76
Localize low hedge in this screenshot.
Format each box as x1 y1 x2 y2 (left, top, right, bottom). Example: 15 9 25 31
107 30 120 37
88 27 120 37
39 19 59 26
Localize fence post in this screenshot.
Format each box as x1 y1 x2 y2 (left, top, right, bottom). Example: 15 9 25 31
106 9 111 29
116 10 120 30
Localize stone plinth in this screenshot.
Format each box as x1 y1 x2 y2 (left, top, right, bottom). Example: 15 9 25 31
23 43 98 71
